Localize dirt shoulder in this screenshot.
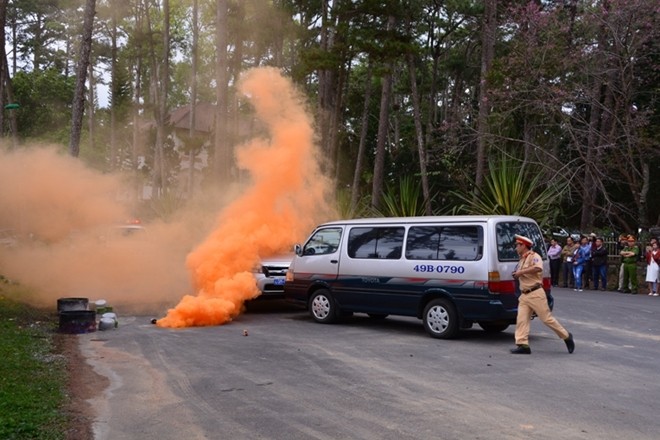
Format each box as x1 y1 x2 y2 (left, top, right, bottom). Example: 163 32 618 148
56 332 107 440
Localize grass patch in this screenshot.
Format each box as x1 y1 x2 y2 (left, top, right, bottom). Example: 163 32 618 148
0 284 68 440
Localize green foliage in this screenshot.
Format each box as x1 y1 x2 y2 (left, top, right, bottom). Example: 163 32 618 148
0 293 68 440
110 60 133 123
335 187 373 219
375 175 428 217
11 69 74 141
451 155 565 225
4 0 657 232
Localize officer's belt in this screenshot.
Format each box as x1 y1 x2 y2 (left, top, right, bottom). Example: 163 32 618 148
521 283 543 294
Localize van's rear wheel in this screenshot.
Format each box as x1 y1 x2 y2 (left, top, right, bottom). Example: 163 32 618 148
422 298 459 339
478 322 510 333
309 289 337 324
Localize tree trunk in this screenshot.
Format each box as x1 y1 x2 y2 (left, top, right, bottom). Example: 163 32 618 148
145 0 170 195
317 0 339 174
87 60 95 152
157 0 170 194
350 61 373 212
69 0 96 157
425 42 440 149
110 13 117 170
580 0 611 230
331 59 348 182
11 11 16 76
0 0 17 147
132 54 142 198
371 14 396 210
214 0 230 183
188 0 198 198
33 13 42 72
131 0 144 199
639 161 650 228
407 53 432 215
0 0 5 137
1 47 18 147
475 0 496 191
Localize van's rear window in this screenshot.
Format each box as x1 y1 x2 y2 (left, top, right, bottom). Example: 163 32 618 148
496 222 547 261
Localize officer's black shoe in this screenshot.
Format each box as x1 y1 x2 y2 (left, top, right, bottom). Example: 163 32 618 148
510 345 531 354
564 333 575 354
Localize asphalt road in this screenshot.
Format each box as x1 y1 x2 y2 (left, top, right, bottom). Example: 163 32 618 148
79 288 660 440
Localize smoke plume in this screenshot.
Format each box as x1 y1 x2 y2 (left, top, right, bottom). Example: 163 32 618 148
0 146 208 312
0 68 332 321
156 67 334 328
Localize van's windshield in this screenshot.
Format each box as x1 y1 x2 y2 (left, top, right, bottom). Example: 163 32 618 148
303 227 342 255
496 221 547 261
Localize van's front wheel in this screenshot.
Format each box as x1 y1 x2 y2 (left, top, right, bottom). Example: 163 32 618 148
309 289 337 324
422 298 459 339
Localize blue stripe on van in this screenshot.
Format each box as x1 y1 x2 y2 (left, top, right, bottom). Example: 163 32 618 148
285 273 518 322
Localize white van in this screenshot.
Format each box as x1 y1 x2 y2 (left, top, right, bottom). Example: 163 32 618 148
284 215 550 338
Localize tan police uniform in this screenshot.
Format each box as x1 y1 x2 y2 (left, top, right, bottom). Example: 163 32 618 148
514 249 570 346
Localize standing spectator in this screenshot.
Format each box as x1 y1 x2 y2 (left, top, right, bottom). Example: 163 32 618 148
572 236 591 292
591 238 609 291
620 236 640 294
561 237 578 288
645 241 660 296
548 238 562 287
584 233 597 289
645 237 658 259
617 234 630 292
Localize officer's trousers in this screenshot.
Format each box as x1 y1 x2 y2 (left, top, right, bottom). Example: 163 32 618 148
515 288 569 346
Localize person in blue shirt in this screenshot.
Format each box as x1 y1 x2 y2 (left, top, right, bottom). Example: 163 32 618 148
572 236 592 292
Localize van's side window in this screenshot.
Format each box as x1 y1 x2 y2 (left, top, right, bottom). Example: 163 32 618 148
405 226 483 261
303 227 342 255
347 227 404 259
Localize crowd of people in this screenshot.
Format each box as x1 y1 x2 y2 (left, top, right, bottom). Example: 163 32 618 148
546 233 660 296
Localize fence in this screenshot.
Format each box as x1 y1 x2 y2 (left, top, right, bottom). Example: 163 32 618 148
603 240 620 261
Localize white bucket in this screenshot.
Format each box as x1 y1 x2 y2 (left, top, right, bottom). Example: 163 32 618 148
98 317 116 331
101 312 118 328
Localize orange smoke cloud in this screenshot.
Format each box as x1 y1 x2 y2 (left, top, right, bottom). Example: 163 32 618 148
0 146 213 313
0 147 127 241
157 67 334 328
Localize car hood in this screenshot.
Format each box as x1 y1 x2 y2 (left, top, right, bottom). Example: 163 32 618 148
259 253 295 266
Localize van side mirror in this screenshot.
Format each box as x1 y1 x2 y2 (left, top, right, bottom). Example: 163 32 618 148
294 244 302 256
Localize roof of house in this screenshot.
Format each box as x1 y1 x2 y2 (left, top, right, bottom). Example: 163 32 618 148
169 102 216 133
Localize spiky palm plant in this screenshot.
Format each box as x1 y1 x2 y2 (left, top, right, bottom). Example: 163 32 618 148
376 175 428 217
452 155 563 224
335 187 373 219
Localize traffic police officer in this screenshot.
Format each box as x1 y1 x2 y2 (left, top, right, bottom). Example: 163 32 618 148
510 234 575 354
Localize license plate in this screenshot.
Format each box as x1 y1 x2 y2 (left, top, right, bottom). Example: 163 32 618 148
273 278 285 285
